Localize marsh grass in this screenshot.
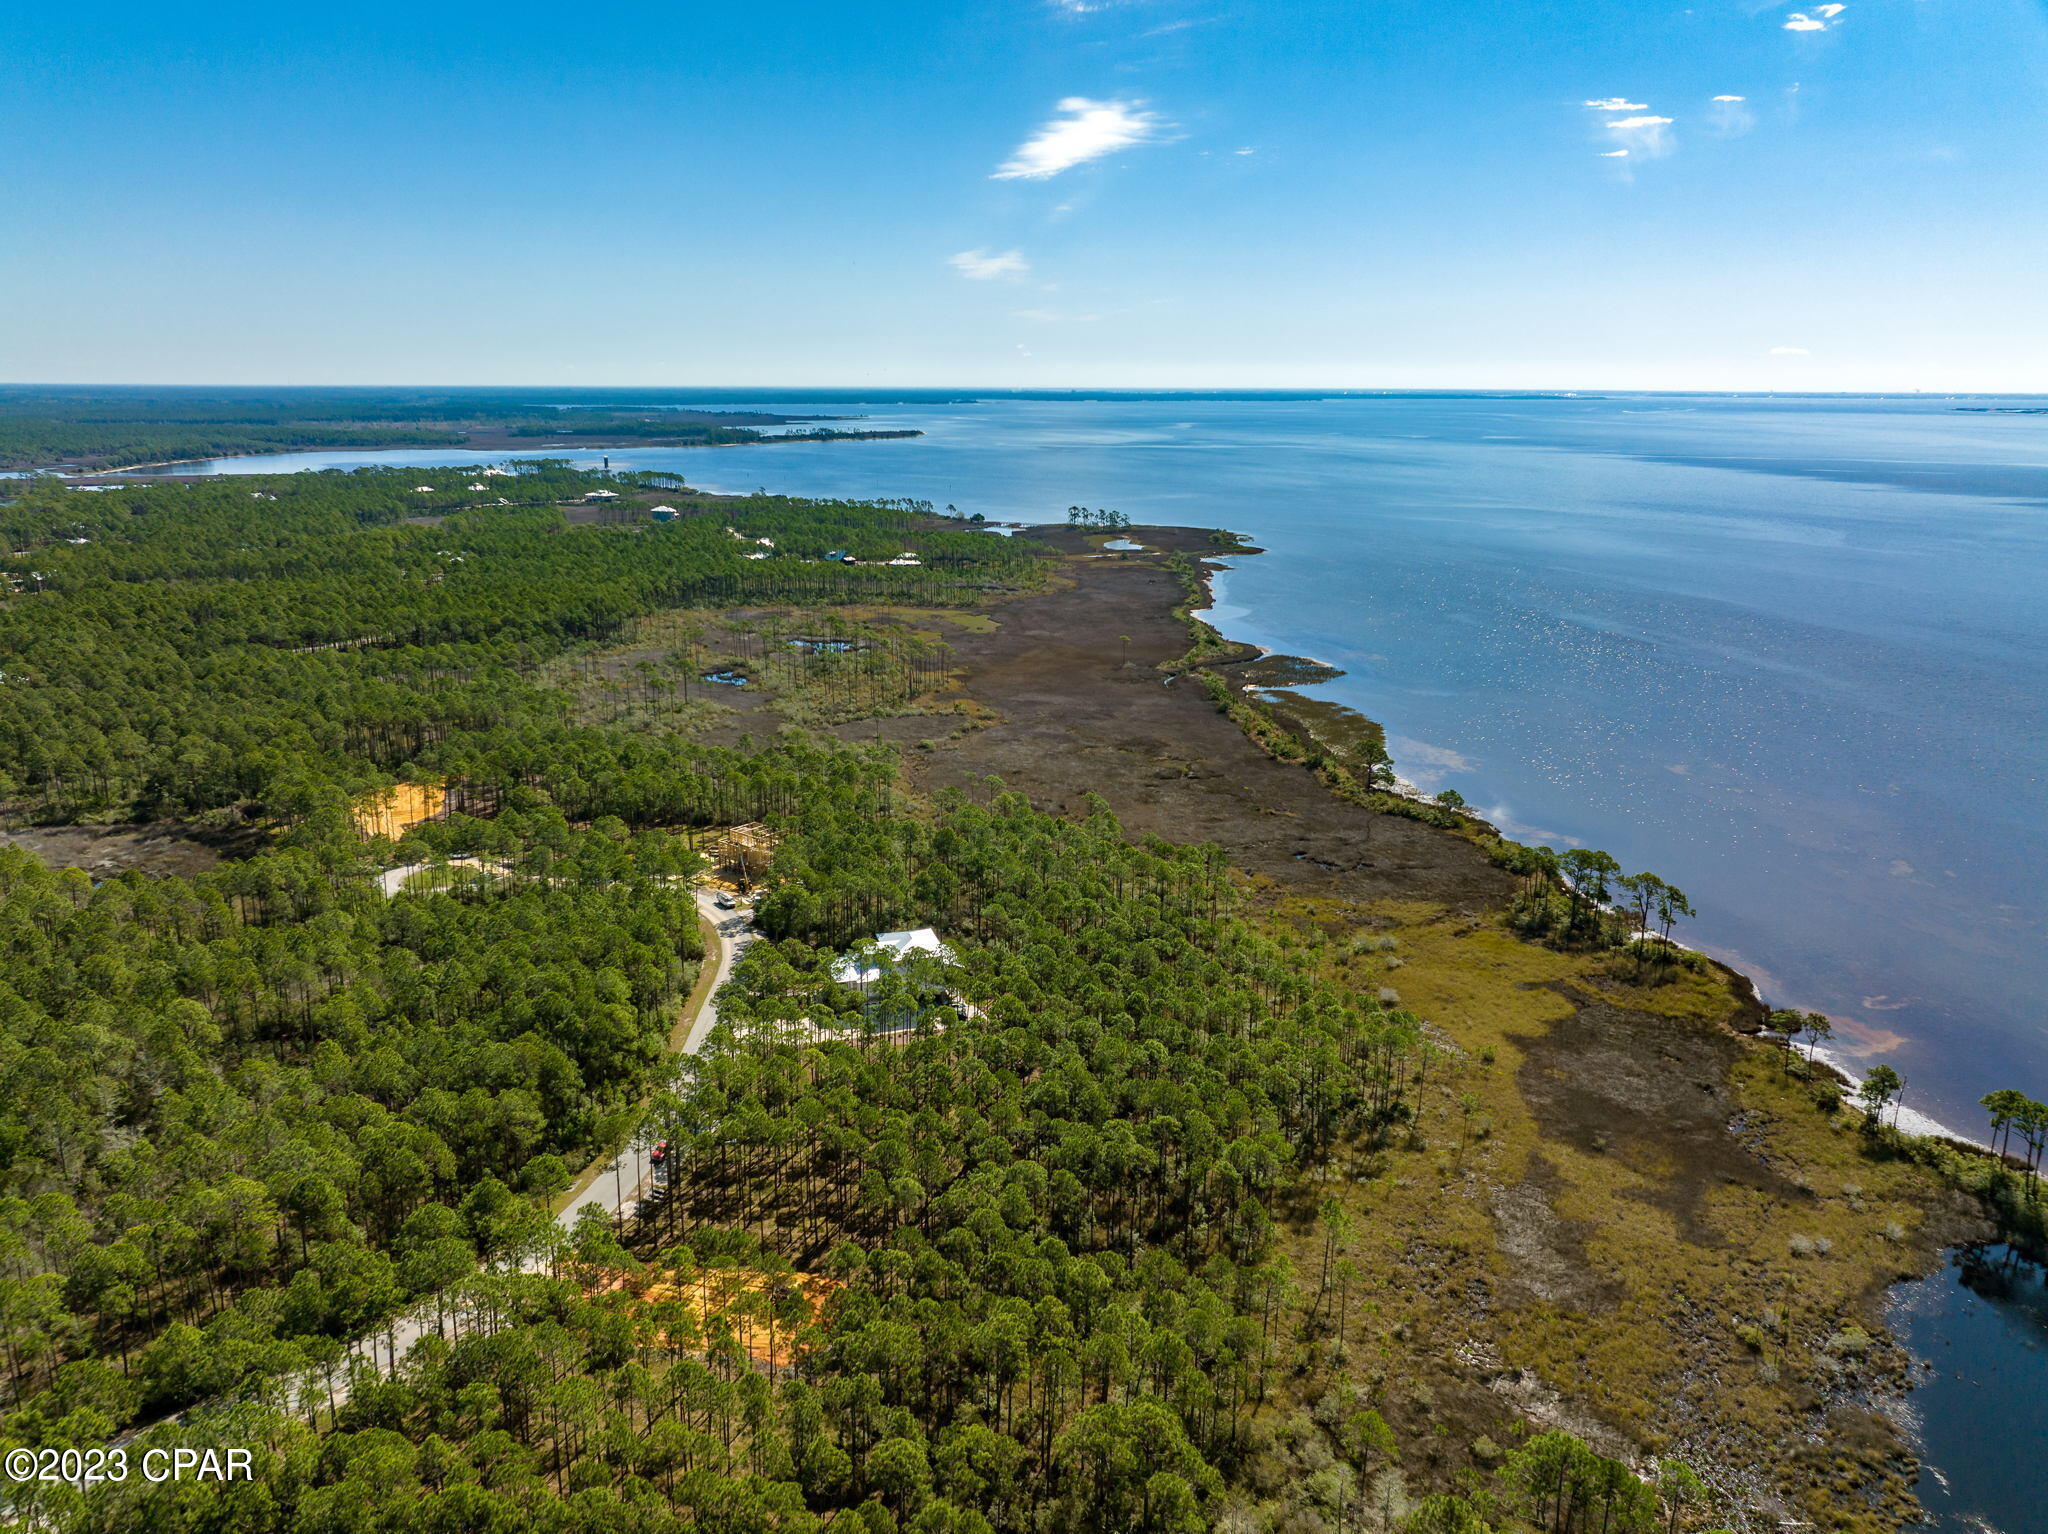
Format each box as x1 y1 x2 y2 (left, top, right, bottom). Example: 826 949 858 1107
544 605 976 732
1255 892 1954 1530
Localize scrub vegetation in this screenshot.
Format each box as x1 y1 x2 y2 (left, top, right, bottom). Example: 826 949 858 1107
543 608 963 739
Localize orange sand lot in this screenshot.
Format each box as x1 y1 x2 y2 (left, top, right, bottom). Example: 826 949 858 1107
352 782 445 839
589 1267 841 1367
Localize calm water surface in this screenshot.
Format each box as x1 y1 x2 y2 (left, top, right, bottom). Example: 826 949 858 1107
1890 1246 2048 1534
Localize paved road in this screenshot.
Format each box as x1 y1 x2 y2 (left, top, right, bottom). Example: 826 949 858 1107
372 867 753 1236
95 883 758 1451
555 888 756 1234
374 856 506 897
323 887 755 1399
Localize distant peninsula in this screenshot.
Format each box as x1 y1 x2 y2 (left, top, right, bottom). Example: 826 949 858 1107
0 385 922 473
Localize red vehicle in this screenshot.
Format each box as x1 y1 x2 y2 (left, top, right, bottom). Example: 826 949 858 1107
650 1140 669 1166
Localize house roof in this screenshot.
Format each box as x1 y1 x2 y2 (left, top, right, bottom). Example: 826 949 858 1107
831 927 956 986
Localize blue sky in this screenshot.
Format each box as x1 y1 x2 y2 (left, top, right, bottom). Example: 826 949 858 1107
6 0 2045 389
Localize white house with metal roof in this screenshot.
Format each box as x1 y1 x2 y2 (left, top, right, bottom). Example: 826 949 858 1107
831 927 956 989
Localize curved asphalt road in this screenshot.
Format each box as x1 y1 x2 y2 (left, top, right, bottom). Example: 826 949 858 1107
328 884 754 1393
554 888 756 1233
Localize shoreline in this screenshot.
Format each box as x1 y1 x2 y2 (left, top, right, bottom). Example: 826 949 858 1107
1189 547 2013 1156
1186 561 1458 809
1176 537 2043 1197
1159 530 2046 1526
905 522 2004 1527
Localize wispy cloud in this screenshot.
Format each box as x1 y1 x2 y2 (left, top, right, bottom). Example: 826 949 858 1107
1584 98 1674 159
1708 93 1755 135
1605 114 1675 156
1769 346 1812 355
948 249 1031 281
992 97 1167 181
1783 5 1844 30
1012 308 1102 323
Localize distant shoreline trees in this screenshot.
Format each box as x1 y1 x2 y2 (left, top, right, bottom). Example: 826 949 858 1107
1498 843 1696 966
1981 1089 2048 1184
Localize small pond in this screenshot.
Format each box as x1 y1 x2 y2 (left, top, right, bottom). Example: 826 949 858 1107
1890 1243 2048 1533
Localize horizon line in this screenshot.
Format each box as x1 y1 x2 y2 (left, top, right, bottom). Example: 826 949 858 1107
6 382 2045 397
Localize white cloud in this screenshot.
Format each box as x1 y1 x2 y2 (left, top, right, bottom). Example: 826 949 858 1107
1709 94 1755 134
1769 346 1812 355
948 249 1031 281
992 97 1167 181
1604 114 1675 156
1233 146 1257 156
1783 8 1841 29
1816 4 1846 15
1582 99 1674 158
